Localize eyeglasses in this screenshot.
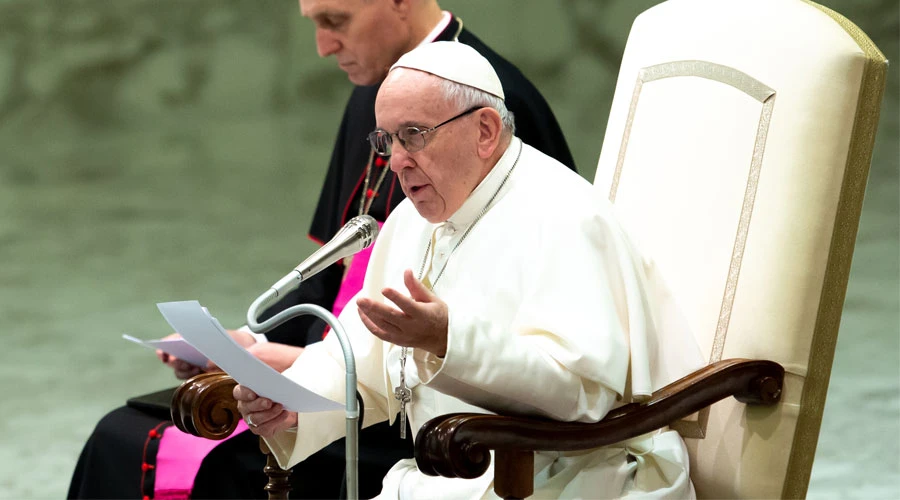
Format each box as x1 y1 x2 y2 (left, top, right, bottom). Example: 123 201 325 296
367 107 482 157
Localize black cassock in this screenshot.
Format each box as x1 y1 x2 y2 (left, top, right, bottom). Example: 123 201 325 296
69 15 575 500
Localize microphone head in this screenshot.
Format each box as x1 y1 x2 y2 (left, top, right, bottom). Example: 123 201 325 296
344 214 379 252
293 214 380 281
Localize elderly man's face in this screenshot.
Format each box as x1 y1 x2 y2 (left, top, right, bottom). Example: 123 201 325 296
376 70 486 223
300 0 413 85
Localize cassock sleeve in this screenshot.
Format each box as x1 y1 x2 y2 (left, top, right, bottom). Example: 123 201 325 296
413 206 638 423
262 297 391 469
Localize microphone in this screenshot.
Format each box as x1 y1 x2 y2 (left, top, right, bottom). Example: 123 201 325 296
295 214 379 281
243 224 373 500
246 214 379 333
265 214 379 299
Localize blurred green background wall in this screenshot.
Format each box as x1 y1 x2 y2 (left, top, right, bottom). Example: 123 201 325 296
0 0 896 498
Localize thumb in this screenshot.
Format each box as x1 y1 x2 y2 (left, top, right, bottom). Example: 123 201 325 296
404 269 435 303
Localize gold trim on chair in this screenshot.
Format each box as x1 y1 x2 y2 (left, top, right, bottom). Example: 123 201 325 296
609 60 777 439
781 2 888 498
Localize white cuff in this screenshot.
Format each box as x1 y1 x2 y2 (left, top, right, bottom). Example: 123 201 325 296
238 325 268 344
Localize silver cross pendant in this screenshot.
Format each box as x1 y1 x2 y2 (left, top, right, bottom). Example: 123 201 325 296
394 384 411 439
394 346 411 439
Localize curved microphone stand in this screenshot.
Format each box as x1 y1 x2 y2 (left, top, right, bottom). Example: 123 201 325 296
247 294 359 500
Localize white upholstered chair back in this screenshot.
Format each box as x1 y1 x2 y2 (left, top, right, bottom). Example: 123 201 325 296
592 0 887 497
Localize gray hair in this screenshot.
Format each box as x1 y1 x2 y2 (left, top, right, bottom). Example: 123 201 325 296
438 79 516 137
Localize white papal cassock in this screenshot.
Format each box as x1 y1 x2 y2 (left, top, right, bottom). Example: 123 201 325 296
265 138 701 499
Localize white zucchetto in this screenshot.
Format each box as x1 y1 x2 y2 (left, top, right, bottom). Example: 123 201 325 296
390 41 505 101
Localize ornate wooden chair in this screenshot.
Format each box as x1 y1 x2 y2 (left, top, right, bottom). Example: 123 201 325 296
171 0 887 498
416 0 887 498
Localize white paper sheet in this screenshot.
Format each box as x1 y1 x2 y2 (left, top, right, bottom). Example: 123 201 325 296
156 300 343 413
122 333 210 368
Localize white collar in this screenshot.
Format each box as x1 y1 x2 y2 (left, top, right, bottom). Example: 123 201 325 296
417 11 452 47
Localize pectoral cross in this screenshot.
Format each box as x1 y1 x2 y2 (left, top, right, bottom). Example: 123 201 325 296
394 231 437 439
394 385 411 439
394 346 411 439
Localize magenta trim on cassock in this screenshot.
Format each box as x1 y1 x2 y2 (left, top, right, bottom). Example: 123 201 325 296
331 221 382 319
154 419 250 499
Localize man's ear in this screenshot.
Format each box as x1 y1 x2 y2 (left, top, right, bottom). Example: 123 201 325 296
475 108 503 159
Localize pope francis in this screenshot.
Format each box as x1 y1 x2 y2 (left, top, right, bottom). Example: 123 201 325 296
235 41 698 499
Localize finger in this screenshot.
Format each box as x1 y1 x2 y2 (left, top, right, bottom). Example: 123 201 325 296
357 298 405 331
360 309 405 342
381 287 424 316
238 396 274 414
233 384 260 402
404 269 436 302
253 410 298 438
228 329 256 348
357 307 388 336
175 365 202 380
173 359 197 377
248 403 285 427
358 308 395 342
357 296 403 318
176 368 200 380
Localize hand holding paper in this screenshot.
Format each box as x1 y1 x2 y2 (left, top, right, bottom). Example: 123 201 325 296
156 301 342 413
122 333 210 368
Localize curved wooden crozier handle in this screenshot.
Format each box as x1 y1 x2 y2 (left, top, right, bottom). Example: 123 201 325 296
171 372 293 500
415 358 784 500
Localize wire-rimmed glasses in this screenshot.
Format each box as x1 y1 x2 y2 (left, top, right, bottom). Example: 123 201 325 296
367 106 482 157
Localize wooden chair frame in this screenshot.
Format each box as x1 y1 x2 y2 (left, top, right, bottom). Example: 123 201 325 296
172 358 783 499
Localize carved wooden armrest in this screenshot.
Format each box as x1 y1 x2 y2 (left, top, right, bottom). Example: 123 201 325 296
170 372 241 439
170 373 293 499
415 358 784 499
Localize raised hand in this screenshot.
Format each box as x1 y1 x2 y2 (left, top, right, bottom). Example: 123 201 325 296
356 269 449 357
